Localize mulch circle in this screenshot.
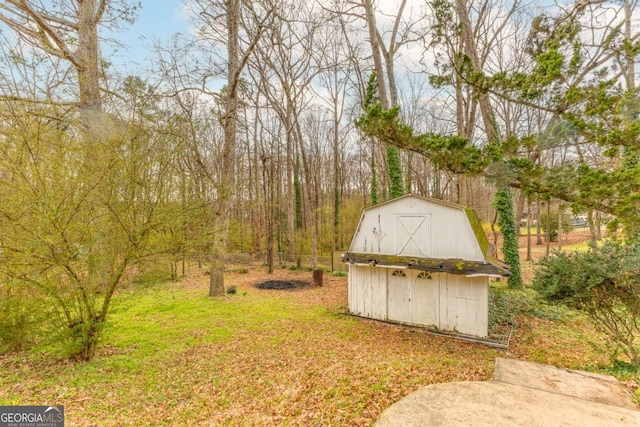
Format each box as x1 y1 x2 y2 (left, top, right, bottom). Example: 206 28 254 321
256 280 310 290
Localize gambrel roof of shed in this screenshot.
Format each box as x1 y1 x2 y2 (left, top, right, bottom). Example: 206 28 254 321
344 194 510 276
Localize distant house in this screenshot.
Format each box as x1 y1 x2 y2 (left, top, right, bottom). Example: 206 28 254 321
342 194 510 338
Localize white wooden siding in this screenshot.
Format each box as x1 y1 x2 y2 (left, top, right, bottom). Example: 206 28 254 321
349 265 488 337
349 196 484 261
348 265 386 320
438 274 488 337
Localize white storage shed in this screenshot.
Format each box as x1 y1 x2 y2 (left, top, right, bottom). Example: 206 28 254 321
342 194 510 338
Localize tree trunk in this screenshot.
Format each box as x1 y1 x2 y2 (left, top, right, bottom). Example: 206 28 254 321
333 105 340 254
536 198 543 245
405 151 413 194
287 120 296 259
77 0 102 113
294 116 318 269
546 201 551 256
362 0 388 109
526 196 532 261
458 175 468 206
265 156 275 273
588 210 596 242
362 0 403 199
453 0 499 143
210 0 240 297
515 191 525 235
557 203 563 250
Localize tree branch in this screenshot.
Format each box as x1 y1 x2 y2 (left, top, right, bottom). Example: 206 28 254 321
3 0 80 67
95 0 108 24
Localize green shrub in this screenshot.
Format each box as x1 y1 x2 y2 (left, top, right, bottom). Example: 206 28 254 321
0 286 59 354
533 242 640 366
226 285 237 295
332 271 348 277
603 360 640 379
488 284 566 335
0 294 36 352
488 286 521 333
62 315 105 361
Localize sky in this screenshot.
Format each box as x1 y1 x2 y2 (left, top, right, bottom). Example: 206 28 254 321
105 0 189 73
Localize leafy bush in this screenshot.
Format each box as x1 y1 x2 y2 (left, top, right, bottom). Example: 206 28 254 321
533 242 640 366
488 284 566 336
0 294 36 352
488 286 521 334
603 360 640 379
63 315 105 361
226 285 238 295
0 285 59 354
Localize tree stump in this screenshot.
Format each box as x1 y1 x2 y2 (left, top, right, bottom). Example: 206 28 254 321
312 269 323 286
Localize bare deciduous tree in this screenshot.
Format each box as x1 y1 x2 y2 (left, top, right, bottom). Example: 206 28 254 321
187 0 275 295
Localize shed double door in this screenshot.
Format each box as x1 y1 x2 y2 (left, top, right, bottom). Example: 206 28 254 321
387 270 438 327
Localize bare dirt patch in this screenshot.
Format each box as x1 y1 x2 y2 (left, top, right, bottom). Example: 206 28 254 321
256 279 310 290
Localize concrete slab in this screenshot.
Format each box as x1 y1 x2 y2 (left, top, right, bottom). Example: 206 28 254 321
494 358 637 410
375 358 640 427
375 381 640 427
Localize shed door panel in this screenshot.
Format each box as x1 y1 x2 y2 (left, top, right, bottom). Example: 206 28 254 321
396 215 430 257
439 275 457 332
387 270 411 323
349 266 370 317
349 266 388 320
357 266 370 317
348 265 357 314
370 268 387 320
411 271 438 327
439 275 488 337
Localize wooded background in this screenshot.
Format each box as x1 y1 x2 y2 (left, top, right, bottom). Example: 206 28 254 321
0 0 638 358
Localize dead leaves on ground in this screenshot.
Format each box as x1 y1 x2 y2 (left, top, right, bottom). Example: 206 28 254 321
0 266 605 426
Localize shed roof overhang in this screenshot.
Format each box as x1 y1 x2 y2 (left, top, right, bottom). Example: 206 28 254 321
341 252 511 277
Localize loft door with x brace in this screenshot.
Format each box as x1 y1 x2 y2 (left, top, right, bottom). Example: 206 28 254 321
395 214 430 257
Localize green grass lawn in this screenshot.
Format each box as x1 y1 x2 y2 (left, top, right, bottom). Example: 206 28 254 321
0 267 625 426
